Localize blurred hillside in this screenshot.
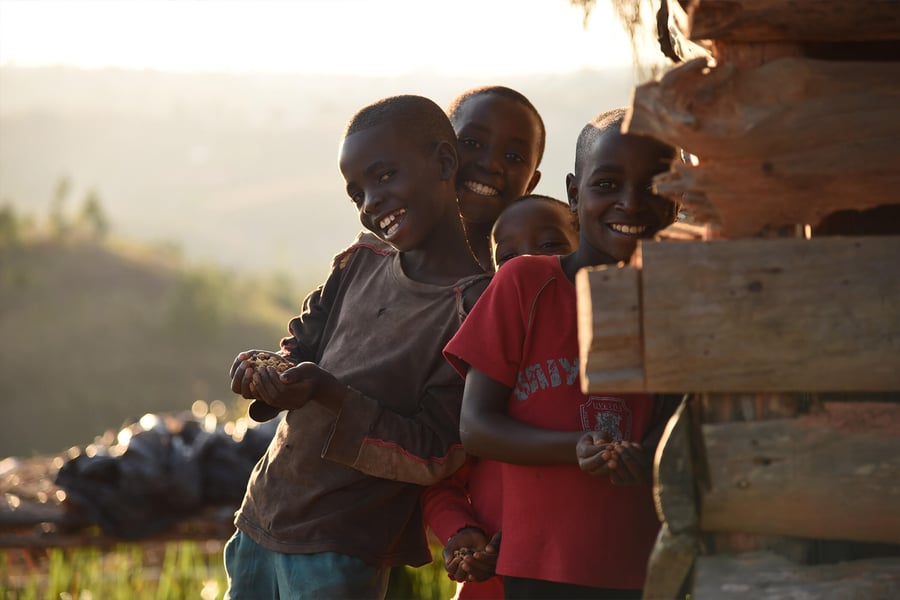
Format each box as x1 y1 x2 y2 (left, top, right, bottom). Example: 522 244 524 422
0 231 305 458
0 66 635 282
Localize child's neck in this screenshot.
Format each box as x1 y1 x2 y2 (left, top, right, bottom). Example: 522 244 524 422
400 216 484 285
560 245 620 283
461 220 495 274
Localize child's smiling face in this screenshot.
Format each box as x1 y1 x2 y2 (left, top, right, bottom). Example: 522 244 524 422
340 123 454 252
452 93 542 227
568 129 676 263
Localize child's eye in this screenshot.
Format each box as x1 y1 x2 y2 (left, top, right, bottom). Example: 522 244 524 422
497 252 517 266
505 152 525 164
592 179 618 192
459 138 482 150
348 189 364 206
539 240 565 250
378 171 395 183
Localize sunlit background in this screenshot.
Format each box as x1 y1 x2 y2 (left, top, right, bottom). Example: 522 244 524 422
1 0 641 75
0 0 663 458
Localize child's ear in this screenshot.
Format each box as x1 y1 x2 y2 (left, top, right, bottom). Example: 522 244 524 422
435 141 458 181
525 170 541 194
565 172 578 212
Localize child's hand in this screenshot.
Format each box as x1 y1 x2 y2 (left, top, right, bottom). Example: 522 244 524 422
462 531 501 582
252 362 347 413
442 528 500 583
607 441 651 485
230 350 267 398
576 431 616 477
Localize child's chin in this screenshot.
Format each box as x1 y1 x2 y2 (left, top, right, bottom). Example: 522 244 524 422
372 231 403 251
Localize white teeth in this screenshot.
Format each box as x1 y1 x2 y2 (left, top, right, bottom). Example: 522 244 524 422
609 223 647 235
379 209 405 237
462 180 499 197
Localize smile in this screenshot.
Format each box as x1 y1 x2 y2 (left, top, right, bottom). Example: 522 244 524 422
461 180 499 197
378 208 406 239
608 223 648 236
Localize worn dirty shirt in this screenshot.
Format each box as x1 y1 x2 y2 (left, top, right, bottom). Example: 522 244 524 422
234 233 489 568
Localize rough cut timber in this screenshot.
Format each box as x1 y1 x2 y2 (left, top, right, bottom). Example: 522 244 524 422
577 237 900 393
689 0 900 43
626 57 900 238
701 402 900 544
692 552 900 600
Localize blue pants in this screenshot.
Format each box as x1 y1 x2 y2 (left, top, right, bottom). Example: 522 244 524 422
224 529 391 600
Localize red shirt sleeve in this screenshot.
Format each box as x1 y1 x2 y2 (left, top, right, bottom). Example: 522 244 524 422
444 256 542 388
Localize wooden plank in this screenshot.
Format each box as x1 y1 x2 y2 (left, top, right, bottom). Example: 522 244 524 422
690 0 900 43
654 398 698 534
580 237 900 393
640 237 900 392
575 264 645 392
700 403 900 544
693 552 900 600
657 0 714 63
627 57 900 238
643 524 701 599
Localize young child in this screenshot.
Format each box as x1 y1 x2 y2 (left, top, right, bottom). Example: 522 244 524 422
443 108 681 599
490 193 579 270
447 86 546 272
421 194 578 599
224 95 490 599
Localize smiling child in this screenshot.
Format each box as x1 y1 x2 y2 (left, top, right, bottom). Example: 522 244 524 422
443 107 681 599
223 95 489 600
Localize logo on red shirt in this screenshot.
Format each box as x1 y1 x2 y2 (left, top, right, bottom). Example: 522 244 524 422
579 396 633 440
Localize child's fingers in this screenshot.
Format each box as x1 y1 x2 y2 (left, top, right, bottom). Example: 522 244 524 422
613 446 649 484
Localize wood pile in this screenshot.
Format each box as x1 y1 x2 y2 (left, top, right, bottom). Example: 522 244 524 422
577 1 900 597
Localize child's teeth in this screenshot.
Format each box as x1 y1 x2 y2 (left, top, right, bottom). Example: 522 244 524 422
611 224 647 235
463 181 499 196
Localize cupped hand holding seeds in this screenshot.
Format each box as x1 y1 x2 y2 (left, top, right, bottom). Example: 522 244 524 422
576 432 650 484
442 528 501 583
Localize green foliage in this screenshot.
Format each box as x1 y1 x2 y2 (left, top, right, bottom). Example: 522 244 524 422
2 542 228 600
0 201 21 246
2 541 455 600
263 268 301 312
0 237 293 458
48 175 72 239
77 187 111 240
386 552 457 600
166 266 231 338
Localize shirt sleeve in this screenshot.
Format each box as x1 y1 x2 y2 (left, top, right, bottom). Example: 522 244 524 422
319 383 468 486
444 257 533 388
421 458 485 542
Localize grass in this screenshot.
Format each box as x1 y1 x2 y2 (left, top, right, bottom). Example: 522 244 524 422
1 540 456 600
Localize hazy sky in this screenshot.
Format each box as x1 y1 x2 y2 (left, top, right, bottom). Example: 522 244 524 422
0 0 644 76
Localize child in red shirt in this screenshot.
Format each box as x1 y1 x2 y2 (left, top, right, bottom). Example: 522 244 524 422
422 193 578 599
444 108 681 599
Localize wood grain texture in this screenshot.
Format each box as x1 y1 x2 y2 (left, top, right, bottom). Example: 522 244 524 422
627 57 900 238
690 0 900 42
644 524 702 599
575 264 645 392
700 403 900 544
693 552 900 600
579 237 900 393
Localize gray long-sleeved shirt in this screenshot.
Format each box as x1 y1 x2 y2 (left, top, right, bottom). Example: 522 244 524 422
235 233 489 568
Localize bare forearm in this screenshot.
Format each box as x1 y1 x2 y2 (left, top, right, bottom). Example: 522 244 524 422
460 413 583 465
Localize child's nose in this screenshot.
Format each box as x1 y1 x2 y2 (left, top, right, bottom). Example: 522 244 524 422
476 146 503 173
362 191 383 215
616 188 641 214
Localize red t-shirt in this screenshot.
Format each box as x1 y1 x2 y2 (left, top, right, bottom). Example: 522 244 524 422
444 255 660 590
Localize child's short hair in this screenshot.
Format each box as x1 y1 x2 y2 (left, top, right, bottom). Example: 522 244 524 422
344 95 457 152
573 107 628 177
446 86 546 166
500 194 579 233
